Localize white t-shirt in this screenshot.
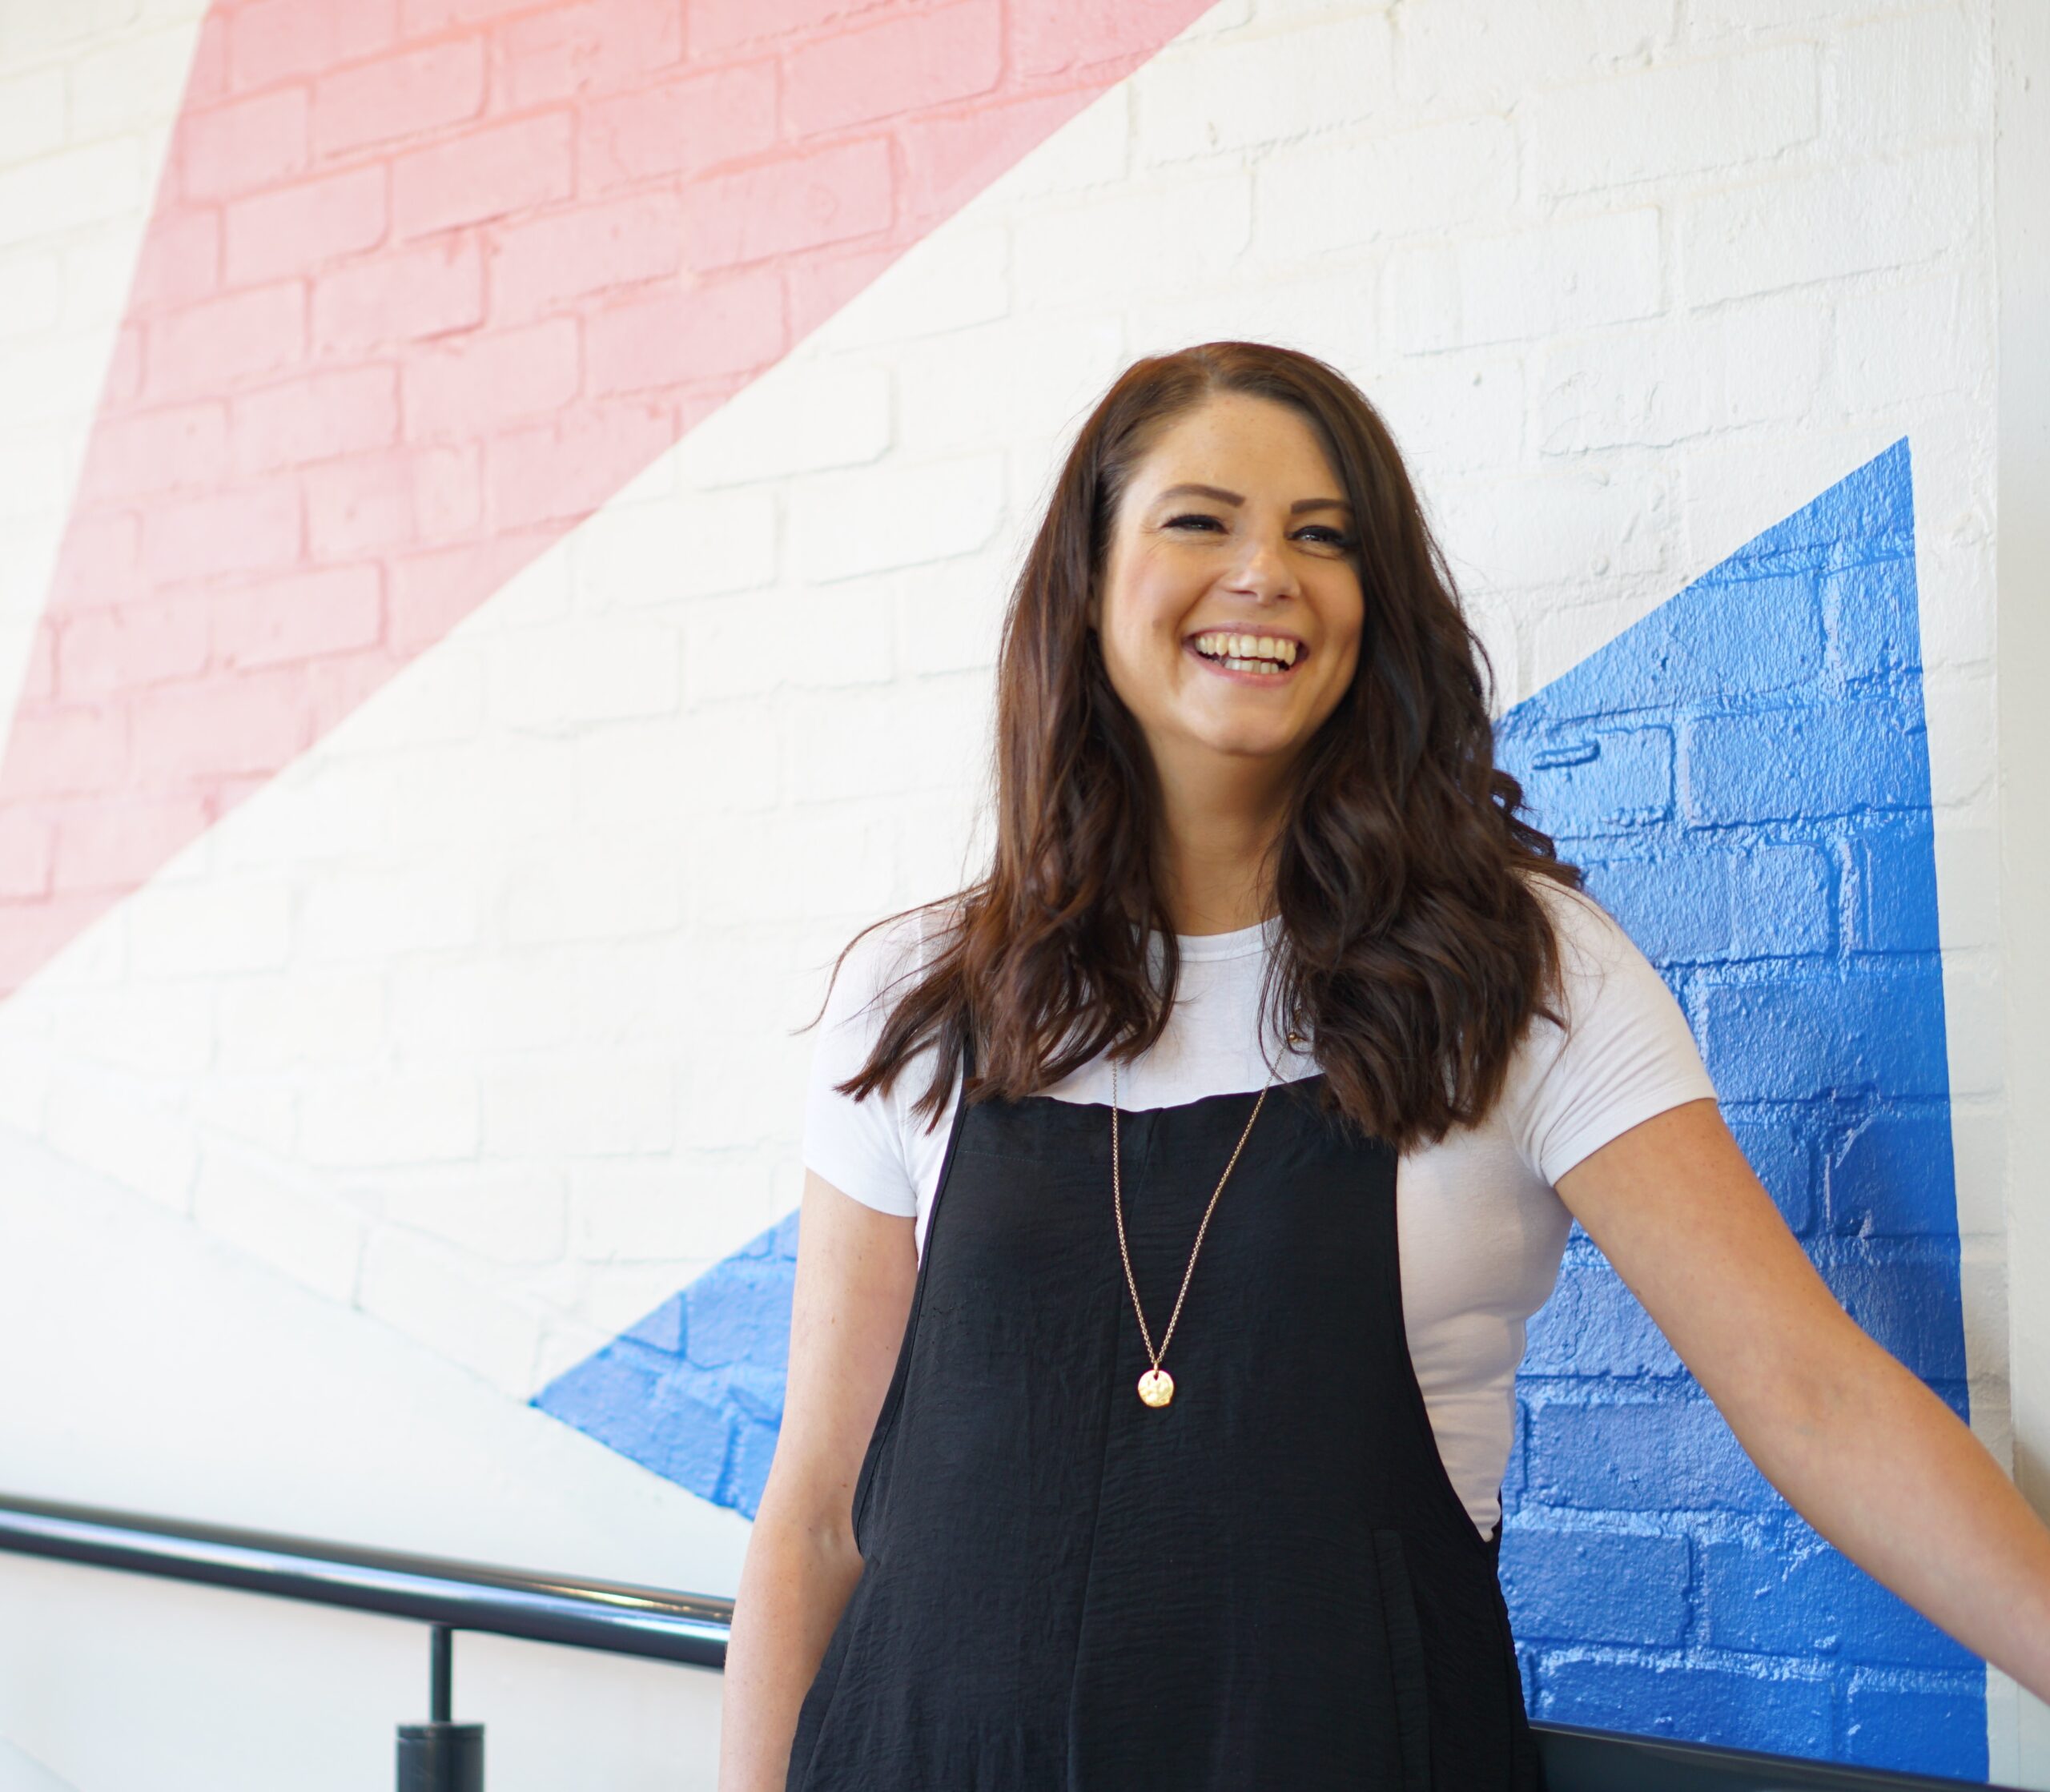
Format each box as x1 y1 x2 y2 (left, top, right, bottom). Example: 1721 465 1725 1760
801 876 1718 1537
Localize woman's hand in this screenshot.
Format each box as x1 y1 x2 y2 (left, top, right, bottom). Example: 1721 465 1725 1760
1555 1096 2050 1705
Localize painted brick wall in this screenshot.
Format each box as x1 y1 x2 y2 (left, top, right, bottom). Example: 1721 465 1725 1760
0 2 2033 1789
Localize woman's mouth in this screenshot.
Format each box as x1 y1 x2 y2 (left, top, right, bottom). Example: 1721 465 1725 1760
1185 629 1306 681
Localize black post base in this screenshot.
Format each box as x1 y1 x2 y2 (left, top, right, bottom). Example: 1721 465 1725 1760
397 1721 484 1792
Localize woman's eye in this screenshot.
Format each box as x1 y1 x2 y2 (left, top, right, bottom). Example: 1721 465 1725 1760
1166 513 1353 549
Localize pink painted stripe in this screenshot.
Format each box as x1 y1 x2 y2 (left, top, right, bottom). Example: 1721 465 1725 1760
0 0 1216 998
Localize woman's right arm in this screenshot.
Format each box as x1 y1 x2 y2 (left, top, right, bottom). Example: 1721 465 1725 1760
717 1167 918 1792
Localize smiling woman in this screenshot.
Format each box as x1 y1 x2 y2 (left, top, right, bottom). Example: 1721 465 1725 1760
718 342 2050 1792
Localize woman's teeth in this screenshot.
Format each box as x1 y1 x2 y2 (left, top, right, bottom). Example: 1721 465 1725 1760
1191 630 1298 675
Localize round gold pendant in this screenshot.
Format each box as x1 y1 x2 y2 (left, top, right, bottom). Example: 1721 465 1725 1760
1137 1367 1175 1408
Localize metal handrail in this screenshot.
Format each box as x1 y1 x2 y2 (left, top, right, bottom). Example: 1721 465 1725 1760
0 1491 730 1667
0 1490 2014 1791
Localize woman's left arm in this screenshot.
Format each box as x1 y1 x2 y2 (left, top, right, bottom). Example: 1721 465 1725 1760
1555 1095 2050 1703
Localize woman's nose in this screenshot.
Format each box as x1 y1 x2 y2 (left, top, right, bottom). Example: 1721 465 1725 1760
1224 532 1299 599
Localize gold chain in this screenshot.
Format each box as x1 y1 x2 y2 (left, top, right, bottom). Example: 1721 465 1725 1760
1111 1037 1298 1408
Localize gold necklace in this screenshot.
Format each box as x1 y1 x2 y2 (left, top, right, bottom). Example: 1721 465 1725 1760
1109 1037 1300 1409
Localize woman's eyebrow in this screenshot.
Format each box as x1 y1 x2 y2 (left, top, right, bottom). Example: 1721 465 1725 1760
1154 481 1352 516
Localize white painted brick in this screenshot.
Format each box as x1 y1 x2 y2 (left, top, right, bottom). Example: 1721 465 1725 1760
1521 42 1817 197
982 81 1128 205
0 327 116 423
1431 459 1674 593
1179 0 1255 37
359 1227 541 1396
486 620 681 728
480 1058 673 1159
574 1260 712 1344
1117 267 1382 393
683 577 893 702
52 981 212 1075
0 0 142 56
0 246 59 336
569 713 779 831
0 1033 51 1132
784 673 991 806
16 903 127 992
565 937 703 1053
823 222 1010 349
573 1158 768 1261
1832 267 1987 412
789 452 1007 585
1948 1097 2007 1239
472 544 571 633
894 797 993 910
1250 0 1391 24
213 756 396 870
897 556 1006 677
1923 662 1996 810
59 218 149 324
377 737 577 854
1252 116 1517 263
128 875 292 977
570 486 779 610
1394 0 1678 110
191 1079 298 1155
370 1167 568 1265
690 808 895 926
45 1071 196 1212
1362 351 1525 472
0 67 66 167
1383 207 1662 352
0 136 144 248
66 25 195 139
216 969 386 1071
0 424 69 518
1679 144 1980 303
1136 14 1394 165
1827 6 1984 149
533 1316 617 1388
894 311 1128 455
673 359 890 492
300 1071 480 1167
1937 945 2001 1100
1931 818 1998 960
192 1148 364 1303
324 636 487 756
1531 292 1830 452
1683 0 1896 42
1012 169 1253 312
385 954 594 1058
299 866 478 962
497 841 685 944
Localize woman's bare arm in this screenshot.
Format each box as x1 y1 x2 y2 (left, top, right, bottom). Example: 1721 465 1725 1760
718 1170 918 1792
1556 1095 2050 1702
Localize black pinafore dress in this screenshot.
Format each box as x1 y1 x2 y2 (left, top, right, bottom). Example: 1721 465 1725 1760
786 1035 1543 1790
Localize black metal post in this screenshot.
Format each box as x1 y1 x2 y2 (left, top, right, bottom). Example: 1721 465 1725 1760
397 1624 484 1792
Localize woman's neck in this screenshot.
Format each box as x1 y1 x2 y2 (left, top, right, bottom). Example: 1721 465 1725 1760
1154 793 1284 937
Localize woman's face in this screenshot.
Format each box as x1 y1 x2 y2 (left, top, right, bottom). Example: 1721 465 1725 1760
1090 391 1365 789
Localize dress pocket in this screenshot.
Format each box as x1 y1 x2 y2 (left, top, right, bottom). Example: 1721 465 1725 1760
1373 1528 1432 1792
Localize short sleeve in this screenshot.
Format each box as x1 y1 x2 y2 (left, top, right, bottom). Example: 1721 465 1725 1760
799 911 930 1217
1508 878 1720 1187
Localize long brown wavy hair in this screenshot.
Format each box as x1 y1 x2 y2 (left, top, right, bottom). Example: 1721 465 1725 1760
806 340 1583 1154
